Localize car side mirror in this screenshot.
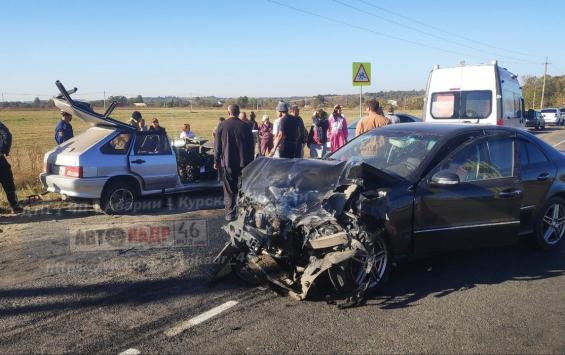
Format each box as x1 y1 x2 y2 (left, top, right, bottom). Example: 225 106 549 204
431 171 460 186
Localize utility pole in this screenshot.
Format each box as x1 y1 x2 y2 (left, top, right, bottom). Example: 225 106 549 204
532 87 536 110
540 57 550 110
189 92 193 112
103 90 106 110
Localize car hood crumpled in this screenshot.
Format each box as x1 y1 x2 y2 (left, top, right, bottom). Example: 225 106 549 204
239 157 399 221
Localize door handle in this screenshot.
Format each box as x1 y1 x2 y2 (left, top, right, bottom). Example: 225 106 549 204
497 189 522 198
131 159 146 164
537 172 550 181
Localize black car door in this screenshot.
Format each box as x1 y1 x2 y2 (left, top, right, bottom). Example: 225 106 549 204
413 134 522 254
516 137 557 234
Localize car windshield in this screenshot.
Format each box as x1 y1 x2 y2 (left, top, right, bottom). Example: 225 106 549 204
541 109 556 113
330 130 439 179
431 90 492 119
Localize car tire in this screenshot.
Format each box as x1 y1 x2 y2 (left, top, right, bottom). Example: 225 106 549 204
533 197 565 249
100 182 138 215
327 232 390 296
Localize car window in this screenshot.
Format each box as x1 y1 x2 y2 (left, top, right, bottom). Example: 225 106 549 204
518 141 529 167
100 132 132 155
134 133 171 155
436 137 514 182
431 90 492 119
487 138 514 177
527 142 548 164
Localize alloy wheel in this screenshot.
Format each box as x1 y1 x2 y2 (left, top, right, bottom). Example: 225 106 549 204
541 203 565 245
108 188 134 213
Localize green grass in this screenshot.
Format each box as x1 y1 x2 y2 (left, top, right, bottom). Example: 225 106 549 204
0 106 420 210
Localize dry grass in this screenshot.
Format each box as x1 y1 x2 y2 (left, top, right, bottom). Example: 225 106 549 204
0 106 419 210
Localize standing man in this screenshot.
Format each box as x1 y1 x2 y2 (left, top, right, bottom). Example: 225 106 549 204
289 105 307 158
271 102 301 159
55 111 74 145
356 99 390 136
149 118 167 135
0 120 22 214
214 104 255 221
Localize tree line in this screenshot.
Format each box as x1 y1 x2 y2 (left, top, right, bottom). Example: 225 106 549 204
522 75 565 109
0 90 426 111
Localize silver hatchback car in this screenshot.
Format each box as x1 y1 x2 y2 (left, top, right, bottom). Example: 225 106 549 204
40 81 220 214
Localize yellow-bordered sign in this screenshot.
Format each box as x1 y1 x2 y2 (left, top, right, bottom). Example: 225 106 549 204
352 62 371 86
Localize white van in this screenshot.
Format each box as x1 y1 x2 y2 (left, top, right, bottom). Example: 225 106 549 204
423 61 525 129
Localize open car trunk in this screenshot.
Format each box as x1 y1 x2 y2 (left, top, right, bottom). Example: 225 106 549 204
52 81 135 131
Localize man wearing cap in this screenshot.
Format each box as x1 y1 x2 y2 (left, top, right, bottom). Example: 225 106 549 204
271 101 301 159
214 104 255 221
54 111 74 145
356 99 390 136
0 120 23 214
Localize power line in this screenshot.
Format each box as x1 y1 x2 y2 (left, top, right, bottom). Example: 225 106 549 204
332 0 540 65
352 0 544 60
268 0 493 61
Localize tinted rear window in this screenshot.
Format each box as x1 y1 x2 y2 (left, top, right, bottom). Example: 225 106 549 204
431 90 492 119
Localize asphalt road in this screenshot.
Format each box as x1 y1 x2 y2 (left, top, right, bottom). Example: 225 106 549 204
1 127 565 354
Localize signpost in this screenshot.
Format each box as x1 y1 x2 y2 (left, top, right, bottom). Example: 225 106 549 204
352 62 371 120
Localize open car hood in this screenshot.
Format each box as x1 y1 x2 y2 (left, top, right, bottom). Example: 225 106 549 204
53 81 135 131
239 157 401 220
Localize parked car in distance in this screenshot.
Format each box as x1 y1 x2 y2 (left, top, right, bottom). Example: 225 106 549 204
40 81 220 214
525 109 545 130
540 108 563 126
423 60 525 128
347 112 422 140
560 107 565 121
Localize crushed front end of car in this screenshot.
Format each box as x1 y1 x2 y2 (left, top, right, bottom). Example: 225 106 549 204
212 157 399 307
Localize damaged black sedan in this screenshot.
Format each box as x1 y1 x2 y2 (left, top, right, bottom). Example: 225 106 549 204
214 124 565 305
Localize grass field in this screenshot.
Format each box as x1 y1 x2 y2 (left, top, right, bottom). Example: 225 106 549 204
0 106 419 210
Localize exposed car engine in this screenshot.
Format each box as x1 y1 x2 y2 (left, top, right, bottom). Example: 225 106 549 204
173 138 216 183
212 157 398 307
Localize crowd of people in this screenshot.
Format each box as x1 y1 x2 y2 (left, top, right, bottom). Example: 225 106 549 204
214 99 392 220
0 99 391 216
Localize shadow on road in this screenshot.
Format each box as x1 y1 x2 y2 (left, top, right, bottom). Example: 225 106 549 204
0 271 243 317
370 241 565 309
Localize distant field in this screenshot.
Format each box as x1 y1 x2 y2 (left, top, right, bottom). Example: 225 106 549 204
0 106 420 210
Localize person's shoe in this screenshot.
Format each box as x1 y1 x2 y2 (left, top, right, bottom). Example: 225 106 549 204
11 206 24 214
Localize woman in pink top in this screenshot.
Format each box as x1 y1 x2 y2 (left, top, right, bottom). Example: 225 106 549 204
328 105 348 152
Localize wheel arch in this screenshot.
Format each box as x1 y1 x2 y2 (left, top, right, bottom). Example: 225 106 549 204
102 175 142 196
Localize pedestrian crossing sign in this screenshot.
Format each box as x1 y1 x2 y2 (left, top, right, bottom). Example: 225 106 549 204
352 62 371 86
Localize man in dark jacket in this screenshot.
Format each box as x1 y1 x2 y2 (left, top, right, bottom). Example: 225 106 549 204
0 120 22 214
271 101 301 159
54 111 74 145
214 104 255 221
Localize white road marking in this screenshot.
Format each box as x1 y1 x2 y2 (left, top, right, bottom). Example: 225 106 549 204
553 139 565 147
118 349 140 355
164 300 239 337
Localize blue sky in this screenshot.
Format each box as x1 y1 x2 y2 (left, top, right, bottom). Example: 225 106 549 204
1 0 563 101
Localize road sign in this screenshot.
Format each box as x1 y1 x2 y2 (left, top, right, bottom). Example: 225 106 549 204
352 62 371 86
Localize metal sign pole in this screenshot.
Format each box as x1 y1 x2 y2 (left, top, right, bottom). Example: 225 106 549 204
359 86 362 120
